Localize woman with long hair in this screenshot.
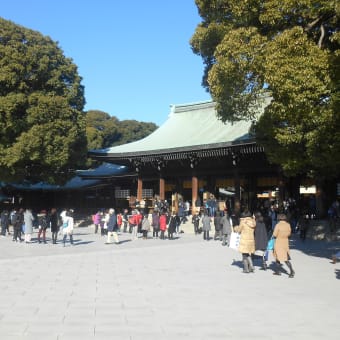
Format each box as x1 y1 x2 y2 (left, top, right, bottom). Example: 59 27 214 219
272 214 295 278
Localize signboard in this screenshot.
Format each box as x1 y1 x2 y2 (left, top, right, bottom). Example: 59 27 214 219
299 185 316 194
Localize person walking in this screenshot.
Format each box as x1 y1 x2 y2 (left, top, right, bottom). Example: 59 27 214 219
93 210 101 234
151 210 160 238
1 209 10 237
106 208 119 244
201 211 212 241
23 208 34 243
117 211 123 233
122 209 129 233
159 212 167 240
12 208 24 242
63 209 74 247
168 212 179 240
269 205 278 231
37 210 48 244
254 212 268 270
49 208 59 244
213 211 223 240
221 209 232 246
141 213 150 239
234 211 256 273
130 210 139 241
192 211 200 235
62 209 74 246
272 213 295 278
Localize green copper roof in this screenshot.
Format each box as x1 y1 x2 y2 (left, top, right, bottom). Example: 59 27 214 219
91 97 271 155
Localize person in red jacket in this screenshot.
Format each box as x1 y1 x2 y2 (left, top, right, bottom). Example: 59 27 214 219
117 211 123 232
130 210 138 240
159 212 167 240
135 210 143 234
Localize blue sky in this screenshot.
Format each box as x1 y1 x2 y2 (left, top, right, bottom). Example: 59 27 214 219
1 0 211 126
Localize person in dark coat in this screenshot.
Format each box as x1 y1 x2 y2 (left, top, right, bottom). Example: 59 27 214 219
168 212 179 240
201 211 212 241
106 208 119 244
1 209 10 236
254 212 269 270
12 208 24 242
152 211 160 238
37 210 49 244
49 208 59 244
221 210 232 246
213 211 222 240
192 212 200 234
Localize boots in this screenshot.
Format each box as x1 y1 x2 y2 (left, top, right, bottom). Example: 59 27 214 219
273 261 282 275
243 259 249 273
285 261 295 278
247 256 255 273
260 256 267 271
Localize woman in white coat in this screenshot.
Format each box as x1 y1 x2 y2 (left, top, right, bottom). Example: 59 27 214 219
62 210 74 246
23 209 35 243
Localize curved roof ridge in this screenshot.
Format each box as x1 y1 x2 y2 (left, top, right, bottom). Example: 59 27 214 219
170 100 215 114
90 96 271 156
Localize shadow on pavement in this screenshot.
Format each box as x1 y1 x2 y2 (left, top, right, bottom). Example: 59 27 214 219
289 235 339 261
73 240 95 246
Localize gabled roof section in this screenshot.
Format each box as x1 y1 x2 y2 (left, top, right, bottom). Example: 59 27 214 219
9 177 101 191
89 96 271 158
77 163 135 179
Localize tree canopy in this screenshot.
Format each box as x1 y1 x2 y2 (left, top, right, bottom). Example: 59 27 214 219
191 0 340 178
86 110 157 151
0 18 87 184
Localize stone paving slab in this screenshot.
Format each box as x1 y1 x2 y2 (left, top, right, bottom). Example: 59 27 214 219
0 226 339 339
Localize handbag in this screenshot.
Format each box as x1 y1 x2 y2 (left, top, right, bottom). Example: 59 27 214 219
266 237 275 251
229 229 241 250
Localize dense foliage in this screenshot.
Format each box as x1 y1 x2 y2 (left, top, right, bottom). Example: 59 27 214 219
86 110 158 151
191 0 340 178
0 18 87 184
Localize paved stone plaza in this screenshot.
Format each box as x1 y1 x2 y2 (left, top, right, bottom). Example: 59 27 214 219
0 224 339 340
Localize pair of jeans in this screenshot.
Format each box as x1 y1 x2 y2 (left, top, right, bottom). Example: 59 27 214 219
131 226 138 240
214 230 222 240
13 228 21 241
1 225 6 236
38 228 47 242
203 231 210 240
52 231 58 244
63 234 73 245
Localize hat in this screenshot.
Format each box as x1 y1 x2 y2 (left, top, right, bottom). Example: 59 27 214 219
40 210 47 214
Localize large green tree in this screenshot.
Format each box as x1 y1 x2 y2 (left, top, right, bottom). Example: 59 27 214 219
0 18 87 184
86 110 157 150
191 0 340 178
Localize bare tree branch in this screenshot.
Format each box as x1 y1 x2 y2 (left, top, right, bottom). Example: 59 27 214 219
318 24 325 48
305 16 321 32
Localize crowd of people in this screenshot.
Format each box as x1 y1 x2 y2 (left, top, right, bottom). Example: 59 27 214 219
0 207 75 247
1 197 339 274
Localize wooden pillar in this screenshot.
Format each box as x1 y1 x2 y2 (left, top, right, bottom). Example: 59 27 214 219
233 167 241 215
159 177 165 200
137 177 143 201
192 175 198 214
